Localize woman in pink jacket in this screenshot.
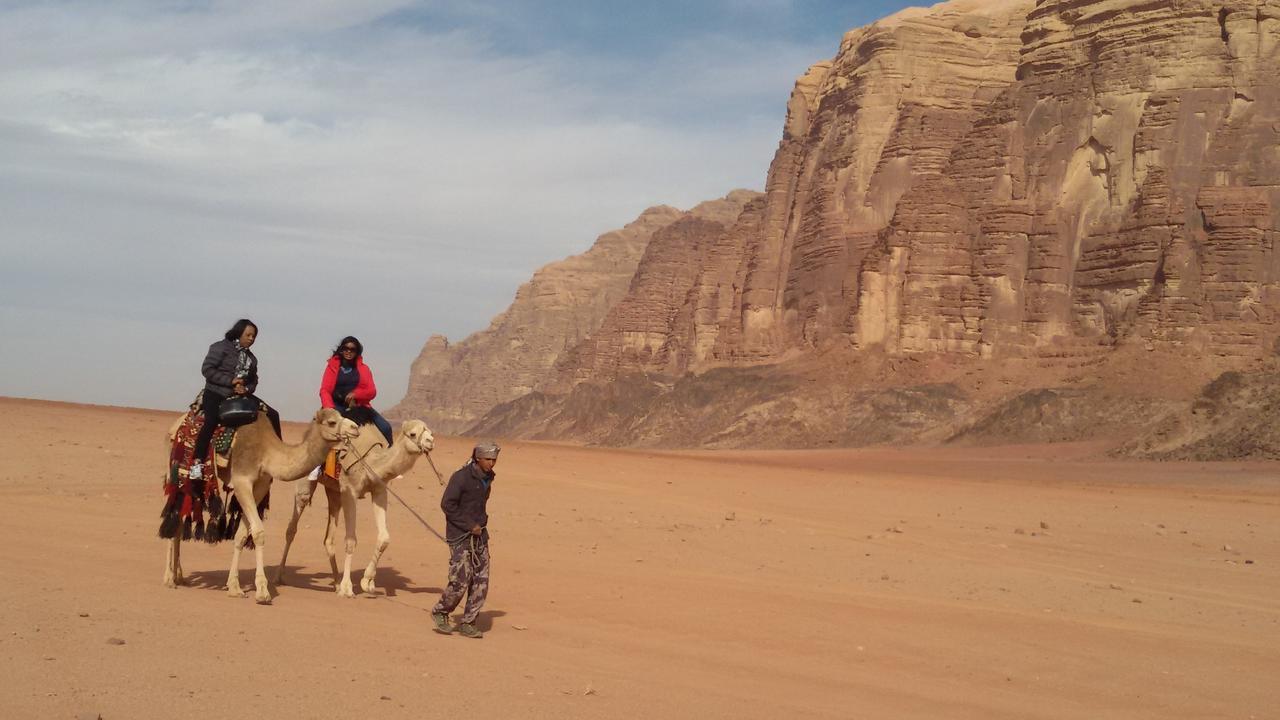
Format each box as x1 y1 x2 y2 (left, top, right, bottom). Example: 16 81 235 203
319 335 394 445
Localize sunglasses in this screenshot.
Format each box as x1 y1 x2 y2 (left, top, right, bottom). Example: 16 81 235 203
341 346 358 353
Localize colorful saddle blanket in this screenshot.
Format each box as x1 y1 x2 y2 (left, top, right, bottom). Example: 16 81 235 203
158 394 238 543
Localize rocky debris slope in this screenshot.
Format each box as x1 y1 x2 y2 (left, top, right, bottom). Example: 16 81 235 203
1121 366 1280 459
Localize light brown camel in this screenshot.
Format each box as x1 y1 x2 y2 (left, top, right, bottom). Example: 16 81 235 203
162 408 359 604
274 419 442 597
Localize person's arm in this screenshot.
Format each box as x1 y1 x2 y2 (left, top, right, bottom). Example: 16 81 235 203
318 360 338 408
352 362 377 404
201 342 234 387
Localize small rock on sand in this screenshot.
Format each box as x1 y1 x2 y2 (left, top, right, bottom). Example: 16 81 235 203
106 638 126 646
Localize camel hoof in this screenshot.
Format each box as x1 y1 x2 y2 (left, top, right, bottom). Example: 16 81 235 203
336 582 355 598
360 577 376 594
255 592 272 605
227 587 245 598
163 577 177 589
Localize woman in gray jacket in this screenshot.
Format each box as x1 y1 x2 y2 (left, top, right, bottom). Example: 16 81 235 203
189 318 280 481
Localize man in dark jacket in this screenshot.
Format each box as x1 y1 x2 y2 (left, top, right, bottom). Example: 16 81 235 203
431 441 499 638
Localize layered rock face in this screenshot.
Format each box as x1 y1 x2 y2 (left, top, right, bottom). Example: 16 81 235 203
572 0 1280 376
391 193 758 433
552 0 1037 377
853 0 1280 362
406 0 1280 455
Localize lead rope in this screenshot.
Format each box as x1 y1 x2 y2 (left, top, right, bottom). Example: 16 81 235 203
339 436 448 544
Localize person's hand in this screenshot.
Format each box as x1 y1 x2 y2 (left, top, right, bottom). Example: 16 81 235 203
344 391 355 406
232 378 247 395
470 525 483 536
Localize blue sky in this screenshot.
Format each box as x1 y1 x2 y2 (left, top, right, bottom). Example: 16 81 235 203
0 0 919 419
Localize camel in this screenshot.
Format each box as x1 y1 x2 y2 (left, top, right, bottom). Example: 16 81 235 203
274 419 442 597
162 408 359 604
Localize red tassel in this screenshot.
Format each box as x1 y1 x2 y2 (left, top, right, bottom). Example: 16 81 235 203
180 493 193 519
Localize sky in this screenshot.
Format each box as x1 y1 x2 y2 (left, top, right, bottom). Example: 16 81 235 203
0 0 918 420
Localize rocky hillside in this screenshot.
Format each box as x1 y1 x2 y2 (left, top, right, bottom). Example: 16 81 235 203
401 0 1280 456
389 191 760 433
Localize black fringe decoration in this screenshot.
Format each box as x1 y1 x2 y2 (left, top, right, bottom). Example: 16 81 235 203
181 516 193 541
158 510 180 539
158 491 180 539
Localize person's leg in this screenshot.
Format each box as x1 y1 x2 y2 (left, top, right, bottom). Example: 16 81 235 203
369 408 393 445
249 397 282 438
191 390 226 476
458 541 490 626
264 405 282 438
431 541 472 633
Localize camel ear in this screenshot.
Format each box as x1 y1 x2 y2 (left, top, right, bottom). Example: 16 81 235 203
314 409 326 423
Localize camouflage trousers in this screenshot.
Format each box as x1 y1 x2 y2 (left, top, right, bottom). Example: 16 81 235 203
432 535 490 624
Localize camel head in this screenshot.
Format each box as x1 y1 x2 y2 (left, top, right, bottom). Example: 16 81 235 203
400 419 435 454
313 408 361 442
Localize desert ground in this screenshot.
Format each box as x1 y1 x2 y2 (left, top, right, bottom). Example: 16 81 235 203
0 397 1276 719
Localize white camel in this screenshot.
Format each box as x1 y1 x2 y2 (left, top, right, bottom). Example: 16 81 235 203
274 419 442 597
162 407 359 603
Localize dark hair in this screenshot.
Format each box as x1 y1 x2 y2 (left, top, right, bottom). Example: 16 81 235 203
332 335 363 359
224 318 258 342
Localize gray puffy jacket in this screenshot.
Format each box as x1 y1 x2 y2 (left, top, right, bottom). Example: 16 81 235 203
201 339 259 396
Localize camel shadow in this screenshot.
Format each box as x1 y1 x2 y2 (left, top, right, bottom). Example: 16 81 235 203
181 568 240 592
271 564 445 598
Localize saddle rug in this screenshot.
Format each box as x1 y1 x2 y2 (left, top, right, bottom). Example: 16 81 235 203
157 393 267 544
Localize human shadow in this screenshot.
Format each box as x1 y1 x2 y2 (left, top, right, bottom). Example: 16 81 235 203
472 609 507 632
370 565 443 597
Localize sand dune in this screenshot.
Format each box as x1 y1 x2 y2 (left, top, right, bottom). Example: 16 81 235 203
0 397 1276 719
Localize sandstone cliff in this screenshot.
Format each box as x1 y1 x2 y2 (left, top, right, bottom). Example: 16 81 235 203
391 192 759 433
410 0 1280 456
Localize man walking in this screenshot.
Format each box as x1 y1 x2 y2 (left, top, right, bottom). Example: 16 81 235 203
431 441 499 638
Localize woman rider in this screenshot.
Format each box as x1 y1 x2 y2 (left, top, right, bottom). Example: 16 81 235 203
318 335 394 445
189 318 281 481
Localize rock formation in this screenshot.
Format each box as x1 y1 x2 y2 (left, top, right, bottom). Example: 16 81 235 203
390 192 759 433
403 0 1280 456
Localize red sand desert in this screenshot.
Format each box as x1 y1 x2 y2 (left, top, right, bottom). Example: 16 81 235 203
1 397 1276 719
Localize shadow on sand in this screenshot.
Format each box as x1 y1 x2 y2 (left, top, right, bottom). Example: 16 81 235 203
181 565 441 599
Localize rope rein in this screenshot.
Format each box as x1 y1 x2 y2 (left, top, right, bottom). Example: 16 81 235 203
338 432 449 545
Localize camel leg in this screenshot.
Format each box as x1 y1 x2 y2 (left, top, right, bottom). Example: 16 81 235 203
335 489 358 598
322 486 342 584
274 478 317 586
225 474 271 603
360 488 391 595
226 518 249 597
248 478 273 604
163 535 184 588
